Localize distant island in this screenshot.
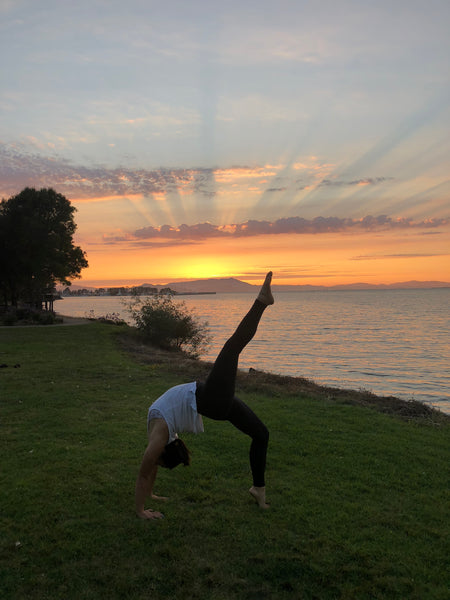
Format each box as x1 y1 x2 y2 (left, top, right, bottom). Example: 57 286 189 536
60 278 450 297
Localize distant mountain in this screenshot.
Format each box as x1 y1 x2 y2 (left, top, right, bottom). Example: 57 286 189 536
382 280 450 289
157 277 255 294
325 281 450 291
158 278 450 293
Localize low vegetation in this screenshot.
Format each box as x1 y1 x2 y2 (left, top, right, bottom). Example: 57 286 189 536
1 320 449 599
125 293 211 358
0 307 63 326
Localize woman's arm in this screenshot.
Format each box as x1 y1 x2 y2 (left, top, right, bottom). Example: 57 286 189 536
135 419 169 519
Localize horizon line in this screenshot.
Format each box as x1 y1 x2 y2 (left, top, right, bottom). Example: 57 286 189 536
63 278 450 290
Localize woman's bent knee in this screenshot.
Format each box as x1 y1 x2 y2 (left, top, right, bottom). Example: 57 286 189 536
256 424 269 445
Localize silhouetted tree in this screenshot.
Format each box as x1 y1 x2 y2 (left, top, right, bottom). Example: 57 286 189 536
0 187 88 309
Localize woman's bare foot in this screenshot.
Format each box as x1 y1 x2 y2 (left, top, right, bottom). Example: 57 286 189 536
151 494 168 501
257 272 274 306
138 509 165 520
249 486 270 509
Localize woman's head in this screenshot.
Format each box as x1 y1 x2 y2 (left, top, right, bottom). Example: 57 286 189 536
158 438 191 469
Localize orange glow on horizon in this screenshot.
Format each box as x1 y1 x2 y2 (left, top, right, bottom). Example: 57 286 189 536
73 228 450 288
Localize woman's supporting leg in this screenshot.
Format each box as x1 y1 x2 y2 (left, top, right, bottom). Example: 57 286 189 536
227 397 269 488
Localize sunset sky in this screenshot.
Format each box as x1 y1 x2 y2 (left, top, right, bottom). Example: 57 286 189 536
1 0 449 287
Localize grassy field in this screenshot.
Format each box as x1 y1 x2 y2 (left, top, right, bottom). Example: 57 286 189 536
1 321 449 599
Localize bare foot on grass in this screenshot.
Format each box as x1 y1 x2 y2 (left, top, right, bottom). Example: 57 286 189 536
151 494 169 501
257 272 274 306
138 509 165 520
249 486 270 509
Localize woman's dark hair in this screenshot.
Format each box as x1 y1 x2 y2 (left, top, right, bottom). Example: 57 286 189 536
159 438 191 469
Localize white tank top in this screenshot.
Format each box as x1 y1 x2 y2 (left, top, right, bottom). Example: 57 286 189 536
147 382 204 443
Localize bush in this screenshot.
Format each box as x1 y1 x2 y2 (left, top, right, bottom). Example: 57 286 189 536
0 308 62 326
0 310 18 326
126 294 211 357
84 311 127 325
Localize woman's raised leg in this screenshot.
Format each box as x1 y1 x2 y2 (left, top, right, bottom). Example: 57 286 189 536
196 272 274 420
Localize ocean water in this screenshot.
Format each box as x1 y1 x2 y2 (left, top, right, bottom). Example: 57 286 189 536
56 289 450 414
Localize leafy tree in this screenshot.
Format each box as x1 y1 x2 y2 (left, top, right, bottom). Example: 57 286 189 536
126 294 211 358
0 187 88 308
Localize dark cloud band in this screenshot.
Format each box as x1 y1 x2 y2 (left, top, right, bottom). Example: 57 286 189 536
103 215 449 244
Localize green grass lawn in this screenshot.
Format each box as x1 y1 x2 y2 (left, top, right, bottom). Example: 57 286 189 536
1 322 449 599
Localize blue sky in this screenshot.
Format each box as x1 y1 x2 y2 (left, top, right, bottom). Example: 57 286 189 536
1 0 449 285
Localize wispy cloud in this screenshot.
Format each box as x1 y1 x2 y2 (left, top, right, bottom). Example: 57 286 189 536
319 177 393 187
351 252 449 261
0 142 210 199
1 142 392 202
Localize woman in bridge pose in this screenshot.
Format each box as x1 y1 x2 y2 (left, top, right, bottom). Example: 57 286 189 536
135 272 274 519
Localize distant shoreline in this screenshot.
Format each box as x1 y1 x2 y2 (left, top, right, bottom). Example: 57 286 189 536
59 286 450 298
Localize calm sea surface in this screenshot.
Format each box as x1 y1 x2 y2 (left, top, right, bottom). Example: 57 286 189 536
57 289 450 414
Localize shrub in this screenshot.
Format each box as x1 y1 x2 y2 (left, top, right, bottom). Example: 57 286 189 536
85 311 127 325
0 308 62 325
0 310 18 326
126 294 211 357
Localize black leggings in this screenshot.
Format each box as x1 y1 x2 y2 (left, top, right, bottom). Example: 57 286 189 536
195 300 269 487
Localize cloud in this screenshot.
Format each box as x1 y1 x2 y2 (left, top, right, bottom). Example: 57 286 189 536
0 143 202 200
0 142 284 201
351 252 449 261
103 215 449 246
1 142 398 212
319 177 393 187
